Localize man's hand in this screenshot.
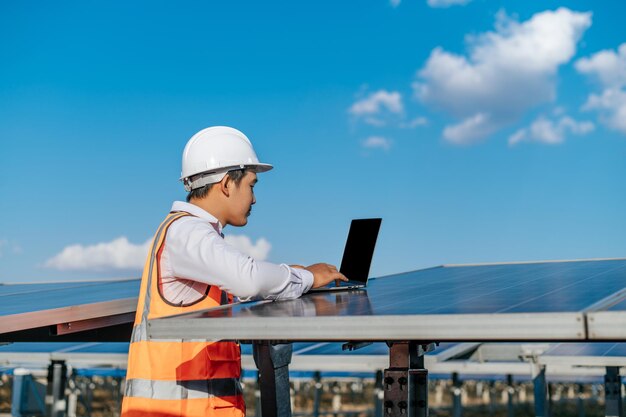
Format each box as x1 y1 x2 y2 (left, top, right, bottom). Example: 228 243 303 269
304 263 349 289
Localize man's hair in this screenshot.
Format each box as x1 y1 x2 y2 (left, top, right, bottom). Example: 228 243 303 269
186 169 248 202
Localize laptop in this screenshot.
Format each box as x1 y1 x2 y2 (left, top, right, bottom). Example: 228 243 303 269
308 218 382 293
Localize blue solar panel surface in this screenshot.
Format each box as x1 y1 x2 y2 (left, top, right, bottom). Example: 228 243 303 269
3 259 624 320
190 259 626 319
0 279 140 316
544 343 626 357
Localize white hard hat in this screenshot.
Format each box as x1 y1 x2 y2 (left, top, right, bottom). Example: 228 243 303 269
180 126 273 191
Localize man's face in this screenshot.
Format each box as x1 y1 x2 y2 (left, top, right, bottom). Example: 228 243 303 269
228 171 257 227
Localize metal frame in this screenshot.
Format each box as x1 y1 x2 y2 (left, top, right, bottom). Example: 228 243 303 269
587 312 626 339
148 313 586 341
442 257 626 267
55 312 135 336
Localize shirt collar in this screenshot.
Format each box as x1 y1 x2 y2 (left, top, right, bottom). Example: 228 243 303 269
170 201 224 235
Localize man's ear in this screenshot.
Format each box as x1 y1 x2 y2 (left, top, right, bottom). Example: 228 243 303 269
219 175 231 197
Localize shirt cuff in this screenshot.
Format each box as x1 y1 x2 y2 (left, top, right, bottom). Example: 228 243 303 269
289 267 314 293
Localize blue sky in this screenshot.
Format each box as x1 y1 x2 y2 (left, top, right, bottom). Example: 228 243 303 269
1 0 625 282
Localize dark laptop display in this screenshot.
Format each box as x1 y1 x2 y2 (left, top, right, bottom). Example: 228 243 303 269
308 218 382 293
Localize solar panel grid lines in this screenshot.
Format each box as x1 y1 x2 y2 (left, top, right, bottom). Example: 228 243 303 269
420 262 576 315
0 278 140 339
358 260 626 316
495 262 626 314
545 342 626 357
0 279 140 316
364 263 537 314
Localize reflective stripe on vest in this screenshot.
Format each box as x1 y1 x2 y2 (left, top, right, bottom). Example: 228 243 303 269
121 212 244 417
125 378 242 400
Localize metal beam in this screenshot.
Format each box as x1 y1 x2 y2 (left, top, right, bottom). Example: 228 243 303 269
148 313 586 342
587 312 626 340
55 312 135 335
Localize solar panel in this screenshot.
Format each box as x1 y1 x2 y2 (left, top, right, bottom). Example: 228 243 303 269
543 342 626 357
0 280 139 316
539 343 626 367
149 259 626 342
0 279 140 340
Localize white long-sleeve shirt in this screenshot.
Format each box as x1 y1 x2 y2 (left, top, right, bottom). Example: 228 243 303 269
158 201 313 305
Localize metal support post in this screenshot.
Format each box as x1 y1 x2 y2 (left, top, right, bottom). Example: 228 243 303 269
46 360 67 417
375 370 384 417
11 368 46 417
488 381 495 416
533 365 548 417
313 371 322 417
577 384 585 417
604 367 622 417
452 372 462 417
12 369 26 417
383 341 429 417
548 383 554 414
253 342 293 417
506 375 515 417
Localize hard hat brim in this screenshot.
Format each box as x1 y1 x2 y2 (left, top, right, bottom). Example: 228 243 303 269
249 163 273 173
179 163 273 182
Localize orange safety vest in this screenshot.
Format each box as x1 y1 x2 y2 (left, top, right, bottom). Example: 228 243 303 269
121 212 245 417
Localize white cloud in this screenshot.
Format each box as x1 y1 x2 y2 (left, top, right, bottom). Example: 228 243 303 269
575 43 626 88
508 115 594 146
362 136 392 151
427 0 472 8
414 8 592 144
576 44 626 134
349 90 404 126
225 235 271 261
45 237 150 271
443 113 497 144
45 234 272 271
582 88 626 134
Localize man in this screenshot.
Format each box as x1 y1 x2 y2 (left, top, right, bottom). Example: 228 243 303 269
121 126 346 417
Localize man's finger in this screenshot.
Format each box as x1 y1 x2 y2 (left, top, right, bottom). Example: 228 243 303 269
335 272 348 282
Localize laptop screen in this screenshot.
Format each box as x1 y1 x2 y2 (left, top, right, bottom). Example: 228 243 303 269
339 218 382 283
